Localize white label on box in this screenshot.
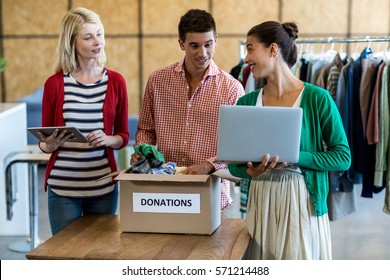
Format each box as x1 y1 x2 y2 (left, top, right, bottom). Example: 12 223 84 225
133 193 200 214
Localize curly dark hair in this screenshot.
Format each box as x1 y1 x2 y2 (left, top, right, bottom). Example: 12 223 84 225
178 9 217 42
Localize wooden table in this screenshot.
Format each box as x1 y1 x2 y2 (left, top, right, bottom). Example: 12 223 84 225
26 215 250 260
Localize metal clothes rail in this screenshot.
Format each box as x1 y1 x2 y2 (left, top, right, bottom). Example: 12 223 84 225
238 36 390 60
296 36 390 44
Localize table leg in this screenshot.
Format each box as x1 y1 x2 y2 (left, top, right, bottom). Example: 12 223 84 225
8 163 41 253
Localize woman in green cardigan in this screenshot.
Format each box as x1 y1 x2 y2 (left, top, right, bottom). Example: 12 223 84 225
228 21 351 260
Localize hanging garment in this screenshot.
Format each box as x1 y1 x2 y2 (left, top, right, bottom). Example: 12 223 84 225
230 60 244 80
335 57 353 115
359 57 382 138
242 64 252 89
327 57 357 221
366 61 385 145
299 57 309 82
374 63 390 189
349 50 386 198
309 59 326 85
296 40 390 214
316 53 342 91
327 172 357 221
326 55 345 100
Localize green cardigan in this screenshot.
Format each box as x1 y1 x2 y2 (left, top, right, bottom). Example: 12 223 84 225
228 82 351 216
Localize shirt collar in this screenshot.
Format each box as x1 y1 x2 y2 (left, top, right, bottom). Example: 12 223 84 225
175 58 219 79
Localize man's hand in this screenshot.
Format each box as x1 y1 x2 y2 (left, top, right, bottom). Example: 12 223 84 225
181 161 215 175
130 152 141 164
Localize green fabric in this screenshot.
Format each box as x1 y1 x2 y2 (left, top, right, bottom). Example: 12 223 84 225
374 64 389 186
135 144 164 163
239 178 250 213
228 82 351 216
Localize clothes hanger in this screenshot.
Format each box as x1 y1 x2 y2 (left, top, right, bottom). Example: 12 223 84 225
351 43 361 60
361 36 374 58
325 37 337 62
338 42 347 60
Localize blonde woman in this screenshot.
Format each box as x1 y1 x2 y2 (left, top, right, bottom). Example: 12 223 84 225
38 7 129 235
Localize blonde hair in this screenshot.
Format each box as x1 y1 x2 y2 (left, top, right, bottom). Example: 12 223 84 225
54 7 106 73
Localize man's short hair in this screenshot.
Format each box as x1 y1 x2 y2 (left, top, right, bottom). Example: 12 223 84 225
178 9 217 42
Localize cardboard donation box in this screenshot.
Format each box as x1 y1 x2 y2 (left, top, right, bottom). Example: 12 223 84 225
116 173 221 235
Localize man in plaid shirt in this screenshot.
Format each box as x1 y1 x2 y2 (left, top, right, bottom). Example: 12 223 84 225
132 9 245 211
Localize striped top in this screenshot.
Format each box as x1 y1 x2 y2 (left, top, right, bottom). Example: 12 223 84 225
48 69 115 197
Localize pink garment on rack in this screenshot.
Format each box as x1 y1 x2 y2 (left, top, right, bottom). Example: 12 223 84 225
366 61 385 145
359 58 381 139
242 64 251 89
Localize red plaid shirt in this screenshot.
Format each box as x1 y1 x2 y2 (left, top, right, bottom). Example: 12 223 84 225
136 59 245 209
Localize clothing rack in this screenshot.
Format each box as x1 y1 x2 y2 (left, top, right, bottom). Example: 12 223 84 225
239 37 390 60
296 36 390 56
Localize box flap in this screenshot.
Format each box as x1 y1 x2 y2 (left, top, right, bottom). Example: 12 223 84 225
115 173 210 182
212 169 241 183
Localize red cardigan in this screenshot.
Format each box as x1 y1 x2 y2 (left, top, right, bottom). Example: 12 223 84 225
40 68 129 191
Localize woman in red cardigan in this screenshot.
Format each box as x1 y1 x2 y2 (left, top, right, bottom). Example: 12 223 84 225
38 7 129 235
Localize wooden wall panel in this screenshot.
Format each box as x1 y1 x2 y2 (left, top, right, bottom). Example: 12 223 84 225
73 0 139 34
214 38 243 74
283 0 349 35
105 38 139 114
1 0 390 113
141 37 183 95
2 0 67 35
142 0 208 34
351 0 390 34
213 0 279 34
3 38 58 100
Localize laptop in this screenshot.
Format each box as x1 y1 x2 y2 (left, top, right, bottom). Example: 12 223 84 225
216 105 303 164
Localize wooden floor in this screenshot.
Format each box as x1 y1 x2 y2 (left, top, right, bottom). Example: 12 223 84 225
1 167 389 260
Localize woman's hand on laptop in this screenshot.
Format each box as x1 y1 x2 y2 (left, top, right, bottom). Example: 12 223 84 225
246 154 287 177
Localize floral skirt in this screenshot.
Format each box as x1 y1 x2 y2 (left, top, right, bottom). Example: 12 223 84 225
244 169 332 260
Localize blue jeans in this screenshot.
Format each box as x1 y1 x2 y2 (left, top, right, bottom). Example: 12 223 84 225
48 185 118 235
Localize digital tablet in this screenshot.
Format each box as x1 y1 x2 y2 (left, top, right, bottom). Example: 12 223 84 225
27 126 89 143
